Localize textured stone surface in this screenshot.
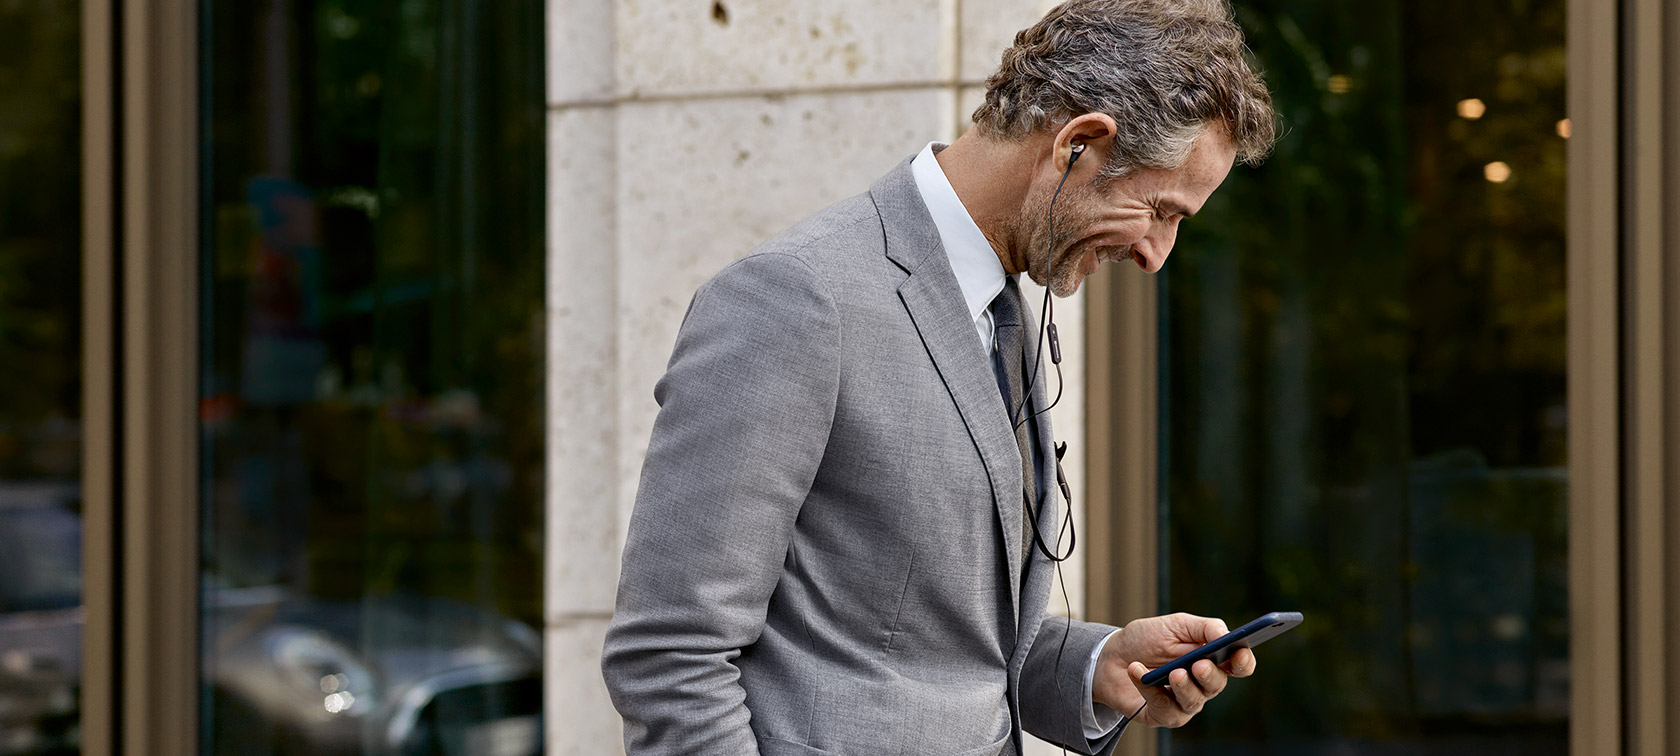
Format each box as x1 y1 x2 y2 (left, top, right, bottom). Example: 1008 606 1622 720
613 87 955 528
547 107 623 618
549 0 616 105
615 0 957 97
545 619 621 755
960 0 1057 83
957 83 987 136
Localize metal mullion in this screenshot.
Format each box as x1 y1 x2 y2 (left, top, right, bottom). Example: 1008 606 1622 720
1661 0 1680 747
1567 0 1625 752
1622 0 1672 754
1666 1 1680 748
118 0 200 754
1083 266 1159 756
81 0 119 753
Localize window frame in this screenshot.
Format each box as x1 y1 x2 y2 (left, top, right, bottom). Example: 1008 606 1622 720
81 1 200 754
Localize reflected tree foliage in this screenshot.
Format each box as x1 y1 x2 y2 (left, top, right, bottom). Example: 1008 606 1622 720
0 0 81 483
200 2 547 752
1163 0 1566 752
201 0 546 623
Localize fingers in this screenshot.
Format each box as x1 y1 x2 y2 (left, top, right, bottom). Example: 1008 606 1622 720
1129 662 1194 728
1121 614 1258 729
1223 647 1258 677
1126 657 1235 729
1196 615 1230 643
1128 662 1221 728
1167 663 1219 716
1190 659 1229 697
1164 612 1229 644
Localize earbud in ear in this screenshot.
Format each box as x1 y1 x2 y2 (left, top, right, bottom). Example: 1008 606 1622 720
1068 142 1086 167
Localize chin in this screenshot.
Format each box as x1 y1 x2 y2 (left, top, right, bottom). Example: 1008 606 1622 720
1051 280 1085 298
1047 271 1086 298
1026 253 1092 297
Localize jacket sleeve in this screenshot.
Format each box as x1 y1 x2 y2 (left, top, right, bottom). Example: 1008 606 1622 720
601 252 840 756
1019 615 1125 755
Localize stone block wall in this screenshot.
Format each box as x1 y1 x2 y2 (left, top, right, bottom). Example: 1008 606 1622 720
545 2 1085 752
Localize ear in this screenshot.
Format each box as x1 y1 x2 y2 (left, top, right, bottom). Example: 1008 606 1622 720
1052 113 1118 173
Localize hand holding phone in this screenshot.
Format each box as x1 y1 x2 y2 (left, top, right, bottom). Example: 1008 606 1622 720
1139 611 1303 687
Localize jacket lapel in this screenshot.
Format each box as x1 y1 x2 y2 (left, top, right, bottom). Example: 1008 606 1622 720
869 159 1027 626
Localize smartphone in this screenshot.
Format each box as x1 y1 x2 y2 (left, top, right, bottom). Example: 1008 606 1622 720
1139 611 1303 687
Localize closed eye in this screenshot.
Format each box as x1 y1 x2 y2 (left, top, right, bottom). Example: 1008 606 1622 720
1160 200 1197 219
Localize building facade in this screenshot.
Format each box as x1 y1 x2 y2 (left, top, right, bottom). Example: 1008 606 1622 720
0 1 1677 755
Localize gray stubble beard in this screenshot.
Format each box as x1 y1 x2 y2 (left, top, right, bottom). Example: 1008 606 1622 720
1019 186 1103 298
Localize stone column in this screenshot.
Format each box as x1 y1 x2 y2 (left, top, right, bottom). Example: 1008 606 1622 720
546 2 1083 753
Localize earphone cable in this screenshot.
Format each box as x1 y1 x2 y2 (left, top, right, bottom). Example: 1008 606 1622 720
1013 150 1078 563
1012 165 1071 432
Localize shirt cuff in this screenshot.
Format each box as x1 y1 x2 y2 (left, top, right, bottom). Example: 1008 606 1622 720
1081 628 1125 739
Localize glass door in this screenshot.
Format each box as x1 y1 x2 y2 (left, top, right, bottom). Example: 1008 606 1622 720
197 2 546 753
1159 0 1568 753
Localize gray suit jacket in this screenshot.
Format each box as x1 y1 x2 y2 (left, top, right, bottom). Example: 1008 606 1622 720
602 157 1124 756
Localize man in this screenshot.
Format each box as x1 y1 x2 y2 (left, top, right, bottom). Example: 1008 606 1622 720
602 1 1277 754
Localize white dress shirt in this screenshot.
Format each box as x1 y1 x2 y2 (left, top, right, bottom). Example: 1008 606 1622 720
910 142 1124 740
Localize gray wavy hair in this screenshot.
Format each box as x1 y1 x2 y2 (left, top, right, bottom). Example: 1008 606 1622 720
973 0 1276 179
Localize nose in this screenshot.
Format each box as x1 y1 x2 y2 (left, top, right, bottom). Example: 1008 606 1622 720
1146 221 1180 273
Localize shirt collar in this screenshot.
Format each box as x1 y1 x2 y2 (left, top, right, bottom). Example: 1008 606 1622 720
910 141 1008 326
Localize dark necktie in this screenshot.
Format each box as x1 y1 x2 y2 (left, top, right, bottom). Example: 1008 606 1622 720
987 277 1036 568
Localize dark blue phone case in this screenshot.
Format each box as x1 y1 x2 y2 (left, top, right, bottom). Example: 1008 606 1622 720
1139 611 1304 687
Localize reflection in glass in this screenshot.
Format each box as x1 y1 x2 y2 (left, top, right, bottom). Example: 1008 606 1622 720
0 1 83 754
1162 1 1566 753
199 2 545 754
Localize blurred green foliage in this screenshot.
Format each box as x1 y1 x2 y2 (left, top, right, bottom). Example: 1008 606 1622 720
1161 0 1567 751
201 0 546 625
0 0 82 481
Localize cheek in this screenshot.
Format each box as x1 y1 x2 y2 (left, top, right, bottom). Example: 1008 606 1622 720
1072 199 1146 244
1095 217 1150 249
1151 222 1180 253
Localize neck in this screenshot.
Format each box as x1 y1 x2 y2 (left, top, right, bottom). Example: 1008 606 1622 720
934 130 1041 275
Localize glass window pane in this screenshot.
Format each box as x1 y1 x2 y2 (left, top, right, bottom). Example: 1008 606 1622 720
1162 1 1567 753
197 2 546 754
0 1 84 753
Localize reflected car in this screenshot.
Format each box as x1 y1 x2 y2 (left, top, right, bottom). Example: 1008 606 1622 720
205 588 543 756
0 483 542 756
0 482 82 756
